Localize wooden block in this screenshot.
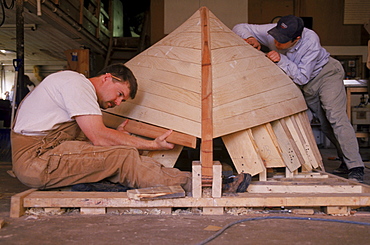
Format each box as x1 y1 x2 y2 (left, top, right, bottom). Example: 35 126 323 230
212 161 222 198
147 145 183 168
80 207 106 215
44 208 62 213
324 206 350 215
203 207 224 215
259 168 267 181
10 189 37 218
192 161 202 198
291 209 315 215
127 186 185 201
285 167 294 178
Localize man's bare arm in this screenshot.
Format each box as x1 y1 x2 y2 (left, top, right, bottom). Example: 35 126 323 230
75 115 174 151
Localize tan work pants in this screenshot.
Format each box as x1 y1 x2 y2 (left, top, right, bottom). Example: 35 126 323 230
11 121 191 190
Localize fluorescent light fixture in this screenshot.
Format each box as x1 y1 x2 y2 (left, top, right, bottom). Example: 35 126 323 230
0 49 16 54
0 24 37 31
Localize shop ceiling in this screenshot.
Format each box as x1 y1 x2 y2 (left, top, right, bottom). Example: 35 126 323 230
0 2 107 67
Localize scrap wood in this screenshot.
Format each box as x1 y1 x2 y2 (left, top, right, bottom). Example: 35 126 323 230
127 185 185 201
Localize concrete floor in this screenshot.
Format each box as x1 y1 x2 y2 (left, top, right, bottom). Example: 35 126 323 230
1 143 370 244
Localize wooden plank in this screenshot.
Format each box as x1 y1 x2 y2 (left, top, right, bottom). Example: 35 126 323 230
289 115 318 169
271 120 301 172
127 186 185 201
10 189 37 218
200 7 213 177
252 124 285 168
213 97 307 138
102 111 197 148
247 183 363 193
296 112 324 170
146 145 183 168
107 102 201 138
222 129 265 176
279 118 310 170
21 191 370 209
214 84 305 120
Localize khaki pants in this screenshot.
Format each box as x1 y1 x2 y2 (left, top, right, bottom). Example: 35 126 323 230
11 121 191 191
301 57 363 169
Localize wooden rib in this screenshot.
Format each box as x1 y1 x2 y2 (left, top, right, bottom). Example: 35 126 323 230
200 7 213 177
102 111 197 149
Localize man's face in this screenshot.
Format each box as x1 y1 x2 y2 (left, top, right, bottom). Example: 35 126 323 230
97 76 131 109
274 37 300 50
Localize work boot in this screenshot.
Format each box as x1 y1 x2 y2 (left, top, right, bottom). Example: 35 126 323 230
71 180 131 192
332 162 349 174
348 167 364 183
222 173 252 193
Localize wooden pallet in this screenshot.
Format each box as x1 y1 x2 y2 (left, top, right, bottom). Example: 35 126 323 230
10 171 370 217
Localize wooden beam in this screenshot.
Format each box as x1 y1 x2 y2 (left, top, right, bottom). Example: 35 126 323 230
102 111 197 148
21 191 370 209
200 7 213 177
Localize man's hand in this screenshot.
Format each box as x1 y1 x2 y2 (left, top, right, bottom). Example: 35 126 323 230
154 129 175 150
116 119 130 135
244 37 261 50
266 51 281 63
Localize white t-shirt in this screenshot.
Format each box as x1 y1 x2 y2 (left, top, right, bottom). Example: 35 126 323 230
14 70 102 135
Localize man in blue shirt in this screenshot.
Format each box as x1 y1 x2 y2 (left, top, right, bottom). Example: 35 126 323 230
233 15 365 182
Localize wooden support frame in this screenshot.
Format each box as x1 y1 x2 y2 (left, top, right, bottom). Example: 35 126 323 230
10 171 370 217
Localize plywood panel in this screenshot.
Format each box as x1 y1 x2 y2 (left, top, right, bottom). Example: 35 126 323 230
222 129 265 176
252 124 285 168
146 145 184 168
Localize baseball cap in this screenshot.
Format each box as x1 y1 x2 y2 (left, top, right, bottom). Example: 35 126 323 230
268 15 304 43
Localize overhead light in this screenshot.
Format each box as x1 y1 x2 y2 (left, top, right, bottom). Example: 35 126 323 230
0 49 16 54
0 24 37 31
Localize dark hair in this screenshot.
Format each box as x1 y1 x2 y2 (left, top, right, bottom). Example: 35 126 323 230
96 63 138 99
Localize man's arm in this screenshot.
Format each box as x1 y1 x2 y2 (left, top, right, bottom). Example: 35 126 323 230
75 115 174 151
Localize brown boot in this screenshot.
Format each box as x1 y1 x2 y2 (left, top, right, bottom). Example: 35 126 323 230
222 173 252 193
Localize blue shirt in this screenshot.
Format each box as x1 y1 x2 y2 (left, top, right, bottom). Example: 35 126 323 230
232 23 330 85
